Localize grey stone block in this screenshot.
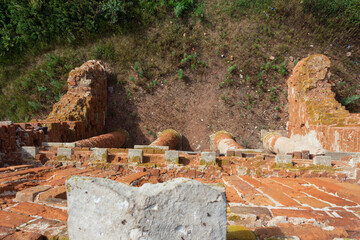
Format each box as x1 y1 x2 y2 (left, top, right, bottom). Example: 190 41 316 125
128 149 143 163
90 148 108 162
57 148 74 160
275 154 293 164
165 151 179 164
22 146 39 160
313 156 332 166
42 142 76 147
201 152 216 165
66 176 226 240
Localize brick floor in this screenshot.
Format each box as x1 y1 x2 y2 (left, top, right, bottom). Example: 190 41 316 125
0 155 359 239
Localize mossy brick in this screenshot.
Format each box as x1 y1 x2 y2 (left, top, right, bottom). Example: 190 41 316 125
165 151 179 164
90 148 108 162
275 154 293 164
57 148 74 160
201 152 216 165
313 156 332 166
128 149 143 163
21 146 39 160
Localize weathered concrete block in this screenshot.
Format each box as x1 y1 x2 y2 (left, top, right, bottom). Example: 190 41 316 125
90 148 108 162
275 154 293 164
57 148 73 160
201 152 216 165
66 176 226 240
22 146 39 160
15 185 51 202
165 151 179 164
128 149 143 163
42 142 76 148
313 156 332 166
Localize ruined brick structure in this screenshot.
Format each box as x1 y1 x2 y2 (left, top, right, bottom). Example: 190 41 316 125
1 56 360 239
0 60 111 165
288 54 360 152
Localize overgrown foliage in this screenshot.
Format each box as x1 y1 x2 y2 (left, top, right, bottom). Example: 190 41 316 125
0 0 359 122
0 0 198 59
302 0 360 34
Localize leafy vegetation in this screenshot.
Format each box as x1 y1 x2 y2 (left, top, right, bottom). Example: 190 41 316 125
0 0 359 123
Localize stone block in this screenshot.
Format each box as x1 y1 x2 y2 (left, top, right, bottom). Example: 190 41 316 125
128 149 143 163
201 152 216 165
66 176 226 240
165 150 179 164
42 142 76 148
22 146 39 160
90 148 108 162
57 148 73 160
134 145 169 150
15 185 51 202
313 156 332 166
275 154 293 164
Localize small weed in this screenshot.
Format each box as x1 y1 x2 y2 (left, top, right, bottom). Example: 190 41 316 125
278 60 288 75
294 59 299 66
341 95 360 106
134 62 140 71
274 113 280 120
131 112 136 117
129 76 135 82
178 69 184 79
138 68 144 78
228 65 236 74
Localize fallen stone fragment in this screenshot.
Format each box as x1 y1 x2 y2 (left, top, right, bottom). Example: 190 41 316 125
66 176 226 240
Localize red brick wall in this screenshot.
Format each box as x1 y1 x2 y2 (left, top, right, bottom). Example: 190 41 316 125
0 60 111 163
287 54 360 152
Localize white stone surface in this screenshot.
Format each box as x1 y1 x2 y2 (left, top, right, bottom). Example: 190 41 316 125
90 148 108 162
21 146 39 160
42 142 76 147
134 145 169 150
128 149 143 163
165 151 179 164
313 156 332 166
66 177 226 240
201 152 216 165
57 148 73 160
275 154 293 164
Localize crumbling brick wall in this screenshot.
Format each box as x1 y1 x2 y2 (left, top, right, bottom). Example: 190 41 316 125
288 54 360 152
47 60 109 137
0 60 111 163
